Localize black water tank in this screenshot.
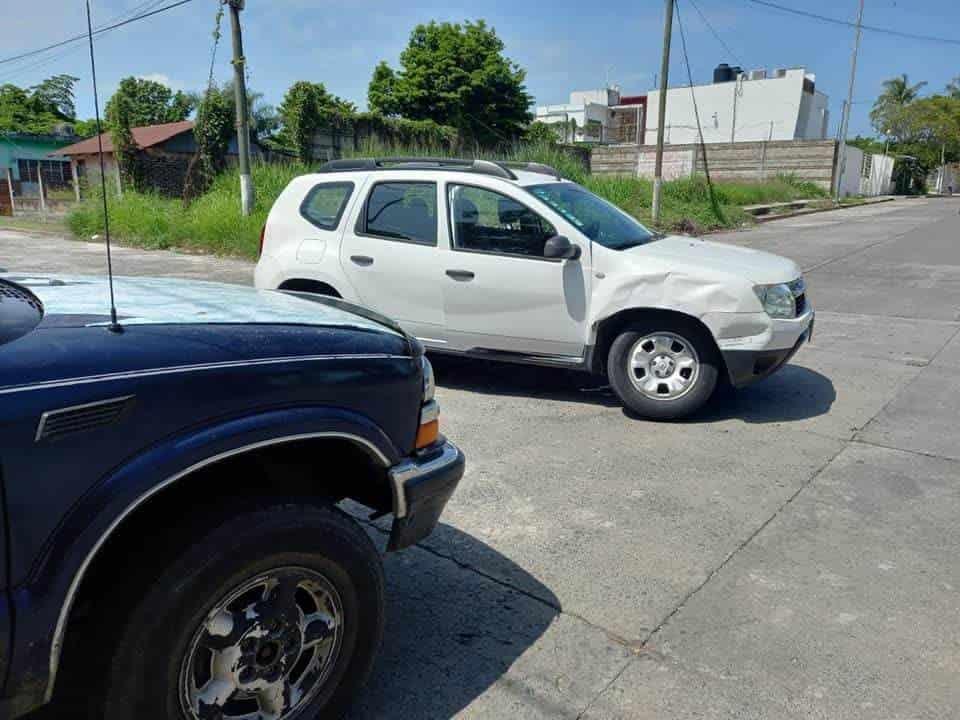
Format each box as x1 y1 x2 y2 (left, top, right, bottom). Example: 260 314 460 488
714 63 734 83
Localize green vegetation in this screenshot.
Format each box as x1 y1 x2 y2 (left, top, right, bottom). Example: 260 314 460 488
104 77 193 128
68 162 309 257
0 75 80 134
367 20 533 146
861 72 960 192
66 142 826 259
0 215 69 234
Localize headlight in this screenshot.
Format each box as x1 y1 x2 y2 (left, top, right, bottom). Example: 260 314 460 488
421 356 435 403
754 283 796 319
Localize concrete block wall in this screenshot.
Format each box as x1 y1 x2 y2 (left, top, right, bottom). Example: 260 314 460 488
592 140 839 190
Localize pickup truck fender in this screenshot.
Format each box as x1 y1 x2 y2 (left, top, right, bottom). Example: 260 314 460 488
5 405 398 717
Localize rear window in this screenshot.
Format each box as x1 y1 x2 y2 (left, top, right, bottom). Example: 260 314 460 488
361 182 437 245
300 182 354 230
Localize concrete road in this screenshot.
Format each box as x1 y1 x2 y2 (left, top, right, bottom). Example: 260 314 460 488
6 198 959 719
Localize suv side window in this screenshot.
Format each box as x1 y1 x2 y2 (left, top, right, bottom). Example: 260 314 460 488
300 182 354 230
449 184 556 258
361 182 437 245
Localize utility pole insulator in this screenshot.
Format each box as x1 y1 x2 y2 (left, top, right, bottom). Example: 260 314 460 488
229 0 254 216
652 0 675 226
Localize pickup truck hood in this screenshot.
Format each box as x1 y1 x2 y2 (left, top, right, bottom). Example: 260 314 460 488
629 235 801 285
4 274 404 336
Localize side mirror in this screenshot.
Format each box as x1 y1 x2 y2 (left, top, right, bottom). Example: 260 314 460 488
543 235 581 260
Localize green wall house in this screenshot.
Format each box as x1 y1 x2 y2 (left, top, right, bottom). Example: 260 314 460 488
0 132 74 190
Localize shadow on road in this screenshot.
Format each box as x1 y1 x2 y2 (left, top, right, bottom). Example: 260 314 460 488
29 523 559 720
432 354 835 424
700 364 836 424
430 353 618 407
349 523 560 719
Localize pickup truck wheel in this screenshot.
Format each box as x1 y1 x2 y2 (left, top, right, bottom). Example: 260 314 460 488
101 503 384 720
608 322 719 420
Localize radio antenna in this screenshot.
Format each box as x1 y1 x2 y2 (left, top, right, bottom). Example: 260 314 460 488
85 0 121 333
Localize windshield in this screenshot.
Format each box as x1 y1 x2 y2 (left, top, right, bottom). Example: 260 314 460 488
527 182 658 250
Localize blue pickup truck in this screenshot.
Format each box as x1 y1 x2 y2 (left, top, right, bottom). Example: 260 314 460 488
0 274 464 720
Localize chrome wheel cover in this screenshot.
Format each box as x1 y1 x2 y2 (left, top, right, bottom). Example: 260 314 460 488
628 332 700 401
179 567 344 720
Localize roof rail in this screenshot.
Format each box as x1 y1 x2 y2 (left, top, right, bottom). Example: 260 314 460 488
500 161 562 180
318 157 518 180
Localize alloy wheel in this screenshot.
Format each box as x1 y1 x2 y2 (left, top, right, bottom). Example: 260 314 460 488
627 332 700 401
179 567 344 720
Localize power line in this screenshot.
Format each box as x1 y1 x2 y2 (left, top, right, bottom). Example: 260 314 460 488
747 0 960 46
674 0 725 224
0 0 174 84
688 0 745 67
0 0 195 67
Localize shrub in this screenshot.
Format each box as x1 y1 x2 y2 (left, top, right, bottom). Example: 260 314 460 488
67 143 830 257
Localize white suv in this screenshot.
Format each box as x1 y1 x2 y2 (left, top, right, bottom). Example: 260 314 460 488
255 158 814 419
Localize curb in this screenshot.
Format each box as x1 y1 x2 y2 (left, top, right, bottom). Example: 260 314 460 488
754 196 897 223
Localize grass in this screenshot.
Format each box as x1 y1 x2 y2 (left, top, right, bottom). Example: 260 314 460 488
66 143 830 259
0 215 69 234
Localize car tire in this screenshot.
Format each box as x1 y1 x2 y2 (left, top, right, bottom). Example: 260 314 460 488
607 319 720 420
100 502 384 720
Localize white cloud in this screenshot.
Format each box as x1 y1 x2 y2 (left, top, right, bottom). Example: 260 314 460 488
137 73 175 88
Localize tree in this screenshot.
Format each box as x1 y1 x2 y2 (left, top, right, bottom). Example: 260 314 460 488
367 61 399 117
29 74 80 119
870 74 927 142
105 77 193 129
367 20 533 146
0 76 76 134
109 92 140 191
277 81 356 162
185 85 236 199
73 119 101 138
185 82 280 142
947 76 960 99
525 120 561 144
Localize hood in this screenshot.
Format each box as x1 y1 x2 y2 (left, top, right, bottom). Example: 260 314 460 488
630 235 801 285
3 274 404 337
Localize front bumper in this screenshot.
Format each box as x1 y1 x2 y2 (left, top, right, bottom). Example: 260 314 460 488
722 311 815 388
387 440 465 551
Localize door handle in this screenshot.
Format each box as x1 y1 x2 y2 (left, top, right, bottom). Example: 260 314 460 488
350 255 374 267
446 269 475 281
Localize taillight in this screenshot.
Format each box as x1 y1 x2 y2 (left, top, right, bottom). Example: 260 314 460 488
258 225 266 257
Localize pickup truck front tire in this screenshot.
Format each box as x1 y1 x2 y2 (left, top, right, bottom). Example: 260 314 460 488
101 503 384 720
608 320 719 420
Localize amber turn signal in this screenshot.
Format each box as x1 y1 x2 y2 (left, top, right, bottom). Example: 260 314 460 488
416 419 440 449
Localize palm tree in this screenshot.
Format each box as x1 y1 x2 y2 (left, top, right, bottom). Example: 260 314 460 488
879 74 927 105
870 74 927 142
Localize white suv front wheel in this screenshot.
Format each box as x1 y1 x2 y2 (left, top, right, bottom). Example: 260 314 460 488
607 321 719 420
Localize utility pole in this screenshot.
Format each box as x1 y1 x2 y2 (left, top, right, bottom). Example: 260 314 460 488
652 0 675 225
228 0 254 216
835 0 864 201
939 143 946 194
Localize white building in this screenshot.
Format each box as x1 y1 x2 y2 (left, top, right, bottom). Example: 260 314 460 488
534 88 645 145
647 66 829 145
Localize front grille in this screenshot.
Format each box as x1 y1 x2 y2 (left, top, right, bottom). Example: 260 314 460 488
788 277 807 317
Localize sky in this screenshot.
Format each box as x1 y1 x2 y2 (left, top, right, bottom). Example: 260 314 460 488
2 0 958 139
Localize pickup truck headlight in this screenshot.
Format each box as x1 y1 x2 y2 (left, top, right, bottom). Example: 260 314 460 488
421 356 435 403
754 283 796 319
